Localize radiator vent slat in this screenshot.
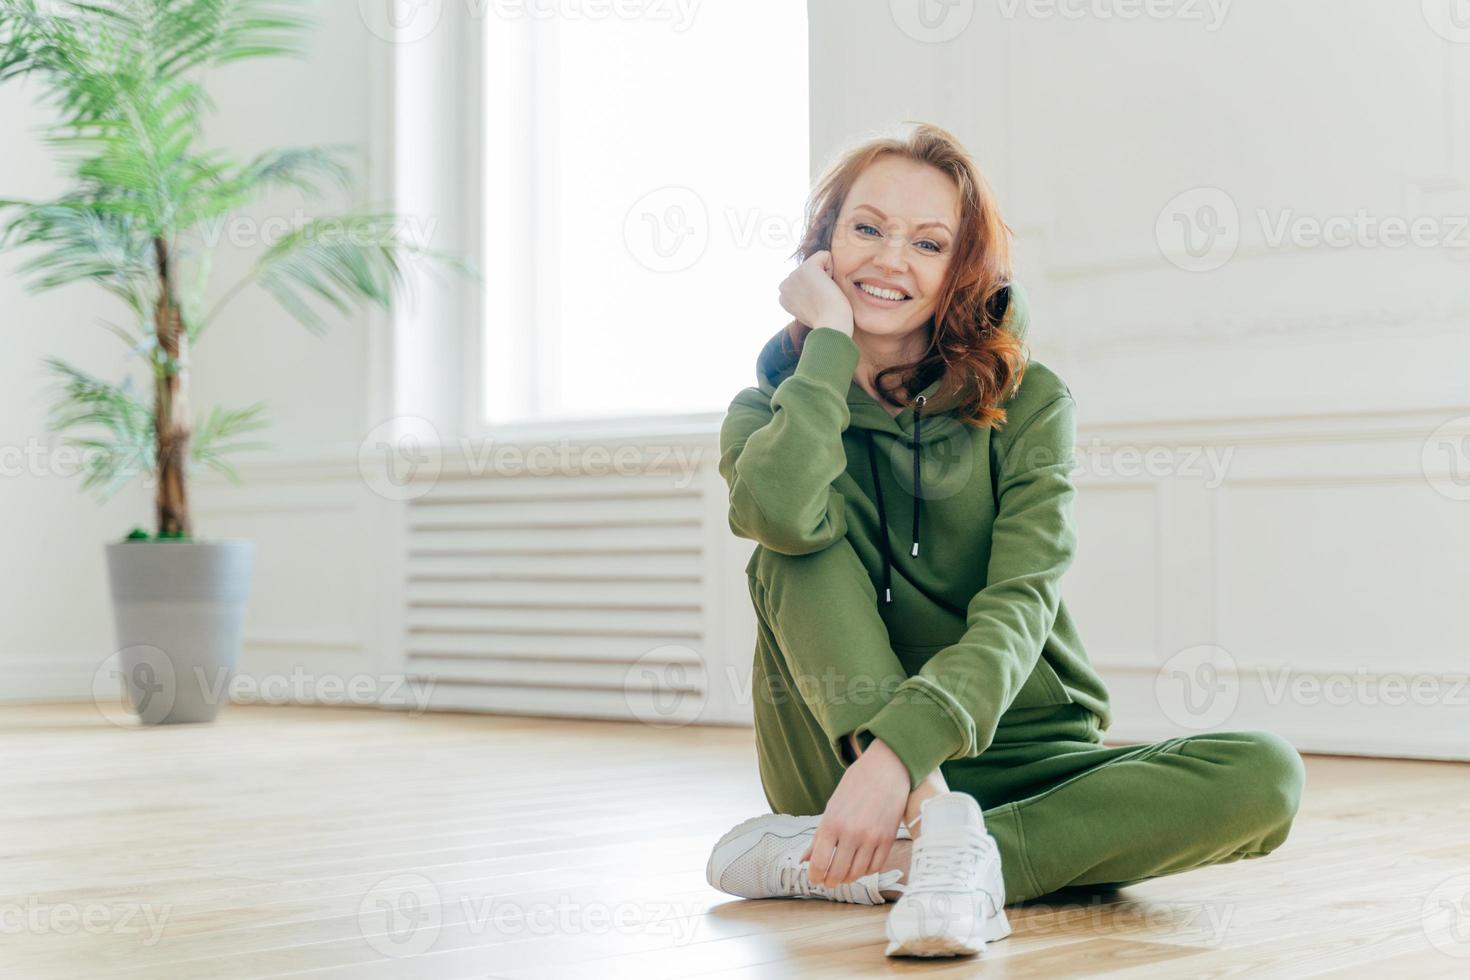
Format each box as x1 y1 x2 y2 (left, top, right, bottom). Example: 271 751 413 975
403 468 713 722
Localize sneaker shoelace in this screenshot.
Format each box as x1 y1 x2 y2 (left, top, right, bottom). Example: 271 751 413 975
904 831 988 894
777 854 903 905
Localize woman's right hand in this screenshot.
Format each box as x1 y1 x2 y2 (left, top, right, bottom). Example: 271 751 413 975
778 250 854 336
800 737 910 887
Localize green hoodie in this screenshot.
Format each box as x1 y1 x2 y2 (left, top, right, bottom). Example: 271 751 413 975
719 282 1114 793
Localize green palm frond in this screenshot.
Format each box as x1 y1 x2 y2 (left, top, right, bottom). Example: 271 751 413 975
1 196 154 316
1 1 311 88
2 0 468 519
182 144 357 246
246 210 467 335
2 1 316 237
191 400 271 482
237 145 356 198
43 355 155 499
151 0 312 75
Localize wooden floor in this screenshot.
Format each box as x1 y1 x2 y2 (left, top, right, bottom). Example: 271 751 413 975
4 704 1470 979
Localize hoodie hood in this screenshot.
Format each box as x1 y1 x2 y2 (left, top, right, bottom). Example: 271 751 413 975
749 281 1032 604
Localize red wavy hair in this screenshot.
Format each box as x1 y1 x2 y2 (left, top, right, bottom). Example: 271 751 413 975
783 122 1025 429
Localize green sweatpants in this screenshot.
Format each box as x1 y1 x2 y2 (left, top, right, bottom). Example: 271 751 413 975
746 542 1307 906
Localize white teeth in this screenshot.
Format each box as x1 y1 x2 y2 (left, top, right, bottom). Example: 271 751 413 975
858 282 907 301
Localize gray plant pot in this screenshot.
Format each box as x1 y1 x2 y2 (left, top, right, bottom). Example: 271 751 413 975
104 539 255 725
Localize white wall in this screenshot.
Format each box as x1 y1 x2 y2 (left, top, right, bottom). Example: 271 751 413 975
806 0 1470 752
808 0 1470 416
0 85 147 698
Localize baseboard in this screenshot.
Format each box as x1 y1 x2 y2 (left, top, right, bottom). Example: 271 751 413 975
0 656 99 704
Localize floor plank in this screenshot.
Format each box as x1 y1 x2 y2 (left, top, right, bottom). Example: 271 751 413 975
3 702 1468 978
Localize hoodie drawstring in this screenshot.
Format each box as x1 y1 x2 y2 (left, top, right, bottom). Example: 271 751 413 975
862 394 925 606
912 395 924 558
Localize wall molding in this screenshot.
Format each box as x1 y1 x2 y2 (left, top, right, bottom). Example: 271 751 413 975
6 410 1463 764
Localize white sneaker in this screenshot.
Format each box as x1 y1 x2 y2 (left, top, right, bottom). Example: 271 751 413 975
884 792 1011 957
706 813 906 905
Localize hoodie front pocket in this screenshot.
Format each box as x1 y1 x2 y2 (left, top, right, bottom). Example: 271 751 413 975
1009 654 1076 711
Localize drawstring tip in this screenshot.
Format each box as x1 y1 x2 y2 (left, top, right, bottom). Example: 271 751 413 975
911 542 919 558
884 587 892 603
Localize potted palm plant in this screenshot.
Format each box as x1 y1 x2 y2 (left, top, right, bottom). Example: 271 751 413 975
0 0 466 723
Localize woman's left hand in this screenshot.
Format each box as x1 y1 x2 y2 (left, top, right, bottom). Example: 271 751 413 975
800 736 910 887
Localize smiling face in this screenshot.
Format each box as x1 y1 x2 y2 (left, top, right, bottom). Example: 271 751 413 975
829 153 961 342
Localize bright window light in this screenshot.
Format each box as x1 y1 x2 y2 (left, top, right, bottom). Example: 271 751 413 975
482 2 809 425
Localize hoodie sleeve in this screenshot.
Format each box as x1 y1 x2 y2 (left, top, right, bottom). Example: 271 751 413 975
847 371 1080 790
718 327 862 555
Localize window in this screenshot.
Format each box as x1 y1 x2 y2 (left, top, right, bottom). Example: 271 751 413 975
481 2 809 426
